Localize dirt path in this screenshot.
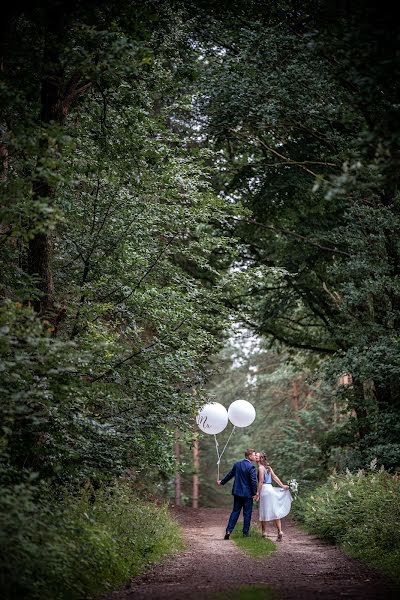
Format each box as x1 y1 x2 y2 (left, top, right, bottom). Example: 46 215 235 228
103 507 396 600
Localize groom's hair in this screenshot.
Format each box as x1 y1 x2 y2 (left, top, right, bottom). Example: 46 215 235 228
244 448 255 458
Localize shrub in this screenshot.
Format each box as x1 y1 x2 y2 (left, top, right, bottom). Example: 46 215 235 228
0 481 182 600
295 462 400 583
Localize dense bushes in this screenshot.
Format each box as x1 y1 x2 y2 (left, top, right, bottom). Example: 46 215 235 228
294 463 400 583
0 481 182 600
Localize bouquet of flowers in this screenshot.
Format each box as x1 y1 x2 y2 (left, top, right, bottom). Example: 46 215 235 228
288 478 299 500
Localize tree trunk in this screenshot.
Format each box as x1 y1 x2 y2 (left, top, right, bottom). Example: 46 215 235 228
27 16 68 315
28 232 55 313
27 10 91 315
0 144 8 182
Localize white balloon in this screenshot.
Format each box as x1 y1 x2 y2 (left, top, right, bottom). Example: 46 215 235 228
196 402 228 435
228 399 256 428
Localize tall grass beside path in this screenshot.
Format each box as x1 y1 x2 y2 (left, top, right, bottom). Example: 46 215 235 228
294 463 400 584
0 481 183 600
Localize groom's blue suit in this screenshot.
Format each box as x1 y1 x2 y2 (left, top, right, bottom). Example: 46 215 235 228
220 458 258 536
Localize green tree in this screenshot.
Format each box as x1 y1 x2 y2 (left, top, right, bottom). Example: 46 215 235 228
0 0 233 487
193 0 400 468
191 329 340 507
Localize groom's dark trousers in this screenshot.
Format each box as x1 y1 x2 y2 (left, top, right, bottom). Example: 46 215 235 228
220 458 258 535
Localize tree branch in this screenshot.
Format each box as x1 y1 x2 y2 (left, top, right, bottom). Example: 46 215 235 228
240 218 351 257
91 317 187 382
99 232 179 304
239 314 336 354
251 133 319 177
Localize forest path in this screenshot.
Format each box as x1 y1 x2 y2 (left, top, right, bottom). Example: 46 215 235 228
103 507 396 600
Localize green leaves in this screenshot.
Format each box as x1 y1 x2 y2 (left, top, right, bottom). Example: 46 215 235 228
194 1 400 467
0 480 182 599
0 1 235 491
296 466 400 583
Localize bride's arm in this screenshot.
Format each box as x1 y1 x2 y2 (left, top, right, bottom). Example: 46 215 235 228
270 468 289 490
256 466 264 500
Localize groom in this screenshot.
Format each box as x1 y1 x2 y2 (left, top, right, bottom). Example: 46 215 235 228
217 448 258 539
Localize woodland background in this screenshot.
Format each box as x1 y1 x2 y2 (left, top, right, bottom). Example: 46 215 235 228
1 1 399 597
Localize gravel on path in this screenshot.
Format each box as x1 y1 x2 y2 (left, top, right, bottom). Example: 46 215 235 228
101 507 397 600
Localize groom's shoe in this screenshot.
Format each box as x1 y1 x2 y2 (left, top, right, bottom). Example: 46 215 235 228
224 532 230 540
242 532 249 537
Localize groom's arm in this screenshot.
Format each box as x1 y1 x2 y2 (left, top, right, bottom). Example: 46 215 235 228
219 464 236 486
249 465 258 496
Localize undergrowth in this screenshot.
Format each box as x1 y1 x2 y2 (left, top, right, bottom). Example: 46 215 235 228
0 481 183 600
294 461 400 584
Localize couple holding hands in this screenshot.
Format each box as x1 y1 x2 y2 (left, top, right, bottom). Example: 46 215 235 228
217 448 292 541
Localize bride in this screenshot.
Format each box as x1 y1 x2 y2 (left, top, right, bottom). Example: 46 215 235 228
255 452 292 541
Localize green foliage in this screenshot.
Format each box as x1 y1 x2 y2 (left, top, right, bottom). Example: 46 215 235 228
0 480 182 600
212 584 277 600
0 1 233 490
0 5 230 595
231 527 276 558
0 299 188 483
2 2 400 595
295 465 400 583
187 330 339 509
194 0 400 467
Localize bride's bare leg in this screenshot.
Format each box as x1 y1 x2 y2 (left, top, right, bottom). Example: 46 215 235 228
274 519 283 540
261 521 267 536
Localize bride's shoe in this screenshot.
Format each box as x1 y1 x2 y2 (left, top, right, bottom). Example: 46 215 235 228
262 532 268 538
277 531 283 541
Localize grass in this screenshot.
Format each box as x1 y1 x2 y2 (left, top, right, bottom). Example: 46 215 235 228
230 526 277 558
212 584 277 599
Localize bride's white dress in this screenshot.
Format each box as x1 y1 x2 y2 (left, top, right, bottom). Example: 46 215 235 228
259 466 292 521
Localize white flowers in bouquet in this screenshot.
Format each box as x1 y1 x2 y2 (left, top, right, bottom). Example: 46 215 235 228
288 478 299 499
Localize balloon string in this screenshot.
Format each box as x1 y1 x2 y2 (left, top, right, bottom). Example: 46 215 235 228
219 425 236 462
214 434 220 480
215 425 236 480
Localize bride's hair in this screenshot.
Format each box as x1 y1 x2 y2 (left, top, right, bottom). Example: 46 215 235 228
259 452 271 470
